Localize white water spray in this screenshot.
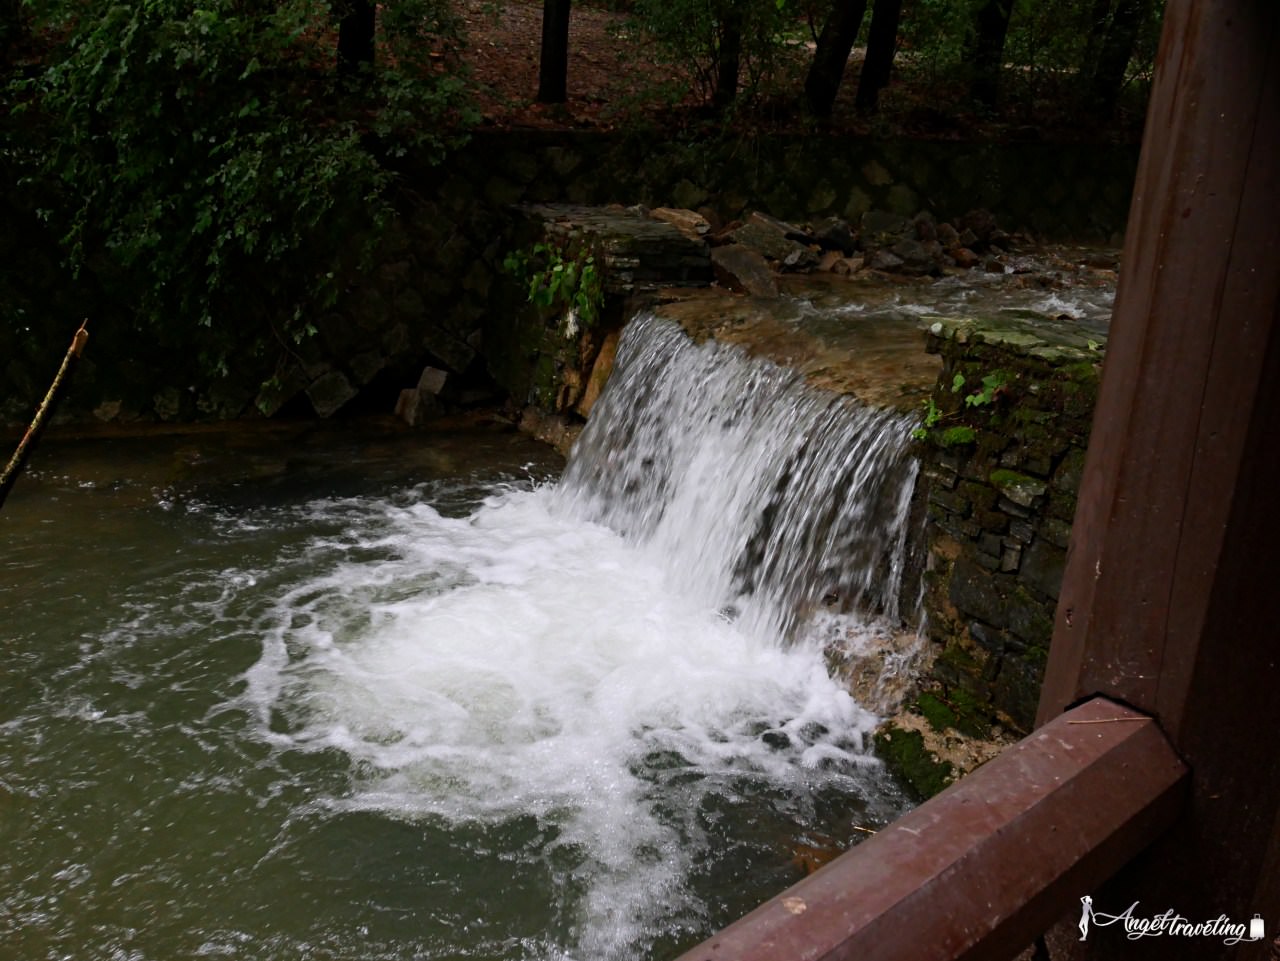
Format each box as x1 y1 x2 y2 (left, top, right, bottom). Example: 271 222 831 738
239 311 922 959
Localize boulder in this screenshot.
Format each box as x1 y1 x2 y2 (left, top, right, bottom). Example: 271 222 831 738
711 245 780 297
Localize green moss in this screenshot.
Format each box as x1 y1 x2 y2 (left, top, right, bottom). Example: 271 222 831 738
916 692 957 731
988 468 1037 488
940 425 977 447
946 687 994 739
873 726 954 801
938 641 981 675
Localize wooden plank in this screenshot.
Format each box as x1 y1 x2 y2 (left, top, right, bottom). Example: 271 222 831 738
669 698 1186 961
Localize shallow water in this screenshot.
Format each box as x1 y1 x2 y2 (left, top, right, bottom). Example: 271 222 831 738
1 417 908 961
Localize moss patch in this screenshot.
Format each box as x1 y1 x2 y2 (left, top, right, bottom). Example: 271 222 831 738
873 725 955 801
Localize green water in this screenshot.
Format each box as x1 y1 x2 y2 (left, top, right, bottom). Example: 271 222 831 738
0 418 902 961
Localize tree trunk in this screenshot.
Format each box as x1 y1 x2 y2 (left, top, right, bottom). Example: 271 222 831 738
713 7 744 109
336 0 375 74
966 0 1014 106
1086 0 1152 119
1078 0 1116 83
537 0 572 103
853 0 903 114
803 0 870 118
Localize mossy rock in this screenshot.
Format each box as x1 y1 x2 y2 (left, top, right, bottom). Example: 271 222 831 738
873 725 955 801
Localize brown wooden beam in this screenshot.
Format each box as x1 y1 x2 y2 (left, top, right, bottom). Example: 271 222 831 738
1033 1 1279 955
670 697 1186 961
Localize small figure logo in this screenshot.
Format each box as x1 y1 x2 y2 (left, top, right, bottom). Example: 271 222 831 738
1079 895 1094 941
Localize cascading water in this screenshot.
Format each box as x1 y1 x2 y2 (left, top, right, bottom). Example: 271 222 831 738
560 311 920 643
0 311 924 961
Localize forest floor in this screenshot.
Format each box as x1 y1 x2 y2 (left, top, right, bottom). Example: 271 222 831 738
455 0 1148 143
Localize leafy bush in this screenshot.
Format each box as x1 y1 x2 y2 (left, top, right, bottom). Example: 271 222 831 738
9 0 473 379
627 0 799 106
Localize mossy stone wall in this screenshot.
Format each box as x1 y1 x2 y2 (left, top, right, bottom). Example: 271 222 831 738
2 131 1135 428
913 315 1103 734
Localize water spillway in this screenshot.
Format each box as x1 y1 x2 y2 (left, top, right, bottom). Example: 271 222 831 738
0 312 922 960
561 310 921 642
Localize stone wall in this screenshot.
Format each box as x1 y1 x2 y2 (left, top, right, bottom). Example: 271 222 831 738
913 315 1103 735
1 130 1135 429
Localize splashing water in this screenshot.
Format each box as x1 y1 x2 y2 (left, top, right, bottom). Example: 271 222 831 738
1 312 922 961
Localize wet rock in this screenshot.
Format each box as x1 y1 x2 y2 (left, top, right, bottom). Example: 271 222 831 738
936 222 960 249
711 244 780 297
866 248 906 272
810 215 859 256
952 247 980 269
959 208 999 246
576 328 621 419
890 238 943 276
1020 538 1067 599
650 207 712 242
417 365 450 396
307 370 358 418
729 221 817 270
395 387 444 427
860 210 909 243
816 249 844 272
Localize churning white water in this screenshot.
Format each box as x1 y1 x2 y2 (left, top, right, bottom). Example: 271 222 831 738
237 312 920 959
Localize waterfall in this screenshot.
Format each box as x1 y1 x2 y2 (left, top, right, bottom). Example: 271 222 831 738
559 311 921 646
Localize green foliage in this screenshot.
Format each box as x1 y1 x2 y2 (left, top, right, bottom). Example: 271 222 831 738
504 239 605 333
10 0 474 380
957 370 1009 408
896 0 1165 118
627 0 798 106
914 368 1011 443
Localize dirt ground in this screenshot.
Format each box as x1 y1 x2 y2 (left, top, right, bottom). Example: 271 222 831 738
453 0 1146 142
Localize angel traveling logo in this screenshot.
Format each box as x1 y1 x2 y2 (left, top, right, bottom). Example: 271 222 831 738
1078 895 1266 944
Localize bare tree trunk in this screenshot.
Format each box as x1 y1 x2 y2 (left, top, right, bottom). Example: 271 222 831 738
337 0 375 74
537 0 572 103
966 0 1014 106
1078 0 1116 83
1086 0 1152 118
854 0 903 114
713 7 744 109
804 0 870 118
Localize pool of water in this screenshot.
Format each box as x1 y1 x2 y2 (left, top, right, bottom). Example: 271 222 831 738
1 417 907 961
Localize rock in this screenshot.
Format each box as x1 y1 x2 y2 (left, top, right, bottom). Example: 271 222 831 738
810 216 859 255
1020 538 1067 599
395 387 444 427
350 351 386 386
937 222 960 249
153 387 185 422
576 328 621 419
890 238 943 276
959 208 1000 246
952 247 980 269
913 211 938 242
730 221 817 269
417 365 450 396
860 209 909 242
710 244 780 297
93 400 122 422
816 249 844 272
866 248 906 272
650 207 712 242
748 210 809 242
307 370 358 418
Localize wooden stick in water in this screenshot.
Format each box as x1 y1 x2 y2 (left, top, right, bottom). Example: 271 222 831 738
0 319 90 511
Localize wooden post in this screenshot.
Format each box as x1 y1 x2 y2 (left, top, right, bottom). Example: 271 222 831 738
1037 0 1279 954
